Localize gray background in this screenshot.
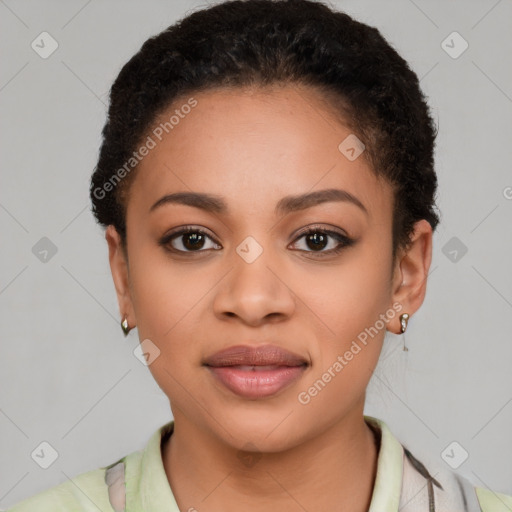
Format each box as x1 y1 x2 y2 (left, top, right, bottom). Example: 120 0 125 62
1 0 511 508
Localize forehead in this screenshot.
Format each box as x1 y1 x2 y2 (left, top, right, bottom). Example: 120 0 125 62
127 84 393 223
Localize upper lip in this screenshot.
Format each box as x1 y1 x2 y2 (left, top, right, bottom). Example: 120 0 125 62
203 345 308 367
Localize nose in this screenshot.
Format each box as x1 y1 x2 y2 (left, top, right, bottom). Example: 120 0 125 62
213 244 296 327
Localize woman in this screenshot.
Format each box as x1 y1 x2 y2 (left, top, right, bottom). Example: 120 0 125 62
7 0 511 510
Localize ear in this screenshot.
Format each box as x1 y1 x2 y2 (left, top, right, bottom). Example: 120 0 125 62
105 225 136 330
389 219 433 334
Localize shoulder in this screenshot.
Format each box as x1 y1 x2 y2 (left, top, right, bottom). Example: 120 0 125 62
6 421 173 512
6 457 127 512
367 416 511 512
475 486 512 512
401 445 512 512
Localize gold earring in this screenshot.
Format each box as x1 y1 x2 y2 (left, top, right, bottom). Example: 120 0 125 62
121 316 131 336
399 313 409 351
399 313 409 334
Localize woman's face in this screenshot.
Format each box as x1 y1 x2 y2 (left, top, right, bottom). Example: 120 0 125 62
107 84 431 452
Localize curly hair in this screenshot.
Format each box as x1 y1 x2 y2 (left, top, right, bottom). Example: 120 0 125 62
90 0 440 262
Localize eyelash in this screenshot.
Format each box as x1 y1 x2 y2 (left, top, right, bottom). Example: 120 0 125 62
159 225 355 258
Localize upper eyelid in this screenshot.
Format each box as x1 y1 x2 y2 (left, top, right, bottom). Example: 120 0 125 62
293 224 349 237
162 226 219 245
164 224 347 239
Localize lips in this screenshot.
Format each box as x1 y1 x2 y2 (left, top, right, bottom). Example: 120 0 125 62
204 345 308 367
203 345 308 399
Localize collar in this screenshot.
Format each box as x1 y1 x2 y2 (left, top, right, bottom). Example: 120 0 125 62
365 415 404 512
124 420 179 511
125 415 404 511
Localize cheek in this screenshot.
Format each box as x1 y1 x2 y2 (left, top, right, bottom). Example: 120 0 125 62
301 234 393 383
307 240 393 340
128 253 207 405
296 268 390 417
128 240 201 336
127 250 210 400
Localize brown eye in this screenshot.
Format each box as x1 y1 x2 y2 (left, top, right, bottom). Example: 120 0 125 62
160 227 221 254
303 232 329 251
291 227 355 256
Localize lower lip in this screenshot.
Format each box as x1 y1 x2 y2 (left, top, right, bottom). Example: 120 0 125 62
207 365 306 399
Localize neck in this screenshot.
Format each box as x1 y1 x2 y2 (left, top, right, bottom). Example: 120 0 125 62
162 410 380 512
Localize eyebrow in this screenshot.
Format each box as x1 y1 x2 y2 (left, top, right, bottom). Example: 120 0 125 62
149 188 368 216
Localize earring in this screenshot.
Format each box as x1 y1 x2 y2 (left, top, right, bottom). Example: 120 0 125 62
400 313 409 334
399 313 409 351
121 316 131 336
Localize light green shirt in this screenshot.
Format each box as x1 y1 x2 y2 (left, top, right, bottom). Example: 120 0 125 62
6 416 512 511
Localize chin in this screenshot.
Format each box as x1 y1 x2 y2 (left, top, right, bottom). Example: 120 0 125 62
208 403 310 452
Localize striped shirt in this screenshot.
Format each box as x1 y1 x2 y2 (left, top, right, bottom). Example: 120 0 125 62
6 416 512 511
